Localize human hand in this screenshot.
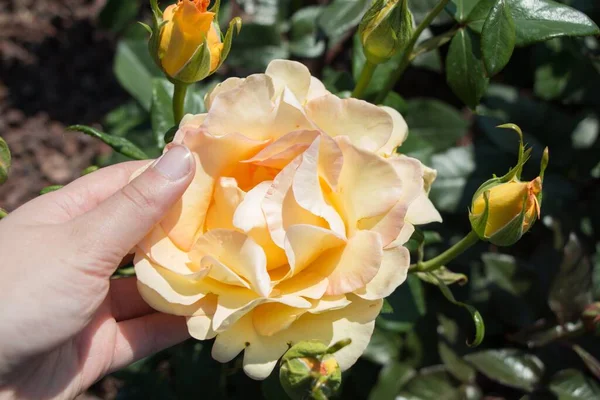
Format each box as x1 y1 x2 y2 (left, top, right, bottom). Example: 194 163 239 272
0 145 195 399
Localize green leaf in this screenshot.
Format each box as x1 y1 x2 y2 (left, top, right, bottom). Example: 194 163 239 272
0 136 10 185
318 0 371 44
509 0 600 46
549 369 600 399
0 208 7 219
481 252 530 296
572 345 600 380
114 40 162 110
226 23 289 71
363 328 402 365
40 185 64 195
81 166 99 176
465 349 544 391
446 28 489 109
481 0 516 76
98 0 141 33
548 233 593 324
438 341 477 383
69 125 149 160
470 0 600 46
429 272 485 347
397 367 461 400
151 79 175 150
446 0 481 23
417 267 468 286
369 362 416 400
401 99 469 161
289 6 326 58
429 145 477 213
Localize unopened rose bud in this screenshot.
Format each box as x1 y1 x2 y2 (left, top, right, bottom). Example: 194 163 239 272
359 0 414 64
147 0 241 84
582 302 600 336
279 339 350 400
469 125 548 246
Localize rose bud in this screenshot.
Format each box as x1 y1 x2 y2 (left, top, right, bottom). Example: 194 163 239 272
358 0 414 64
146 0 241 83
279 340 350 400
469 126 548 246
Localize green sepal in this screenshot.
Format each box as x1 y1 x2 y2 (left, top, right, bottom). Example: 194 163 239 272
138 21 152 34
538 147 549 207
0 136 11 185
469 190 490 239
486 194 529 246
172 36 212 83
217 17 243 70
209 0 221 17
149 0 163 19
0 208 7 219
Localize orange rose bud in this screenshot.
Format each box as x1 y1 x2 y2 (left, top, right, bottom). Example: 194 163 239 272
147 0 241 83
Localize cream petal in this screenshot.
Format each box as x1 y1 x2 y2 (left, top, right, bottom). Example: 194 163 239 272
243 130 319 169
292 137 346 237
179 113 207 130
263 157 302 248
306 76 329 101
187 314 218 340
357 201 408 247
336 137 403 227
284 224 345 275
389 222 416 248
212 296 382 380
406 194 443 225
308 295 351 314
162 129 267 250
354 246 410 300
199 255 251 289
205 77 245 111
233 181 271 233
134 255 208 305
275 270 329 299
378 106 408 157
192 230 271 297
137 282 216 317
305 95 393 152
324 230 383 296
205 177 245 231
252 302 308 337
137 225 192 274
266 59 312 104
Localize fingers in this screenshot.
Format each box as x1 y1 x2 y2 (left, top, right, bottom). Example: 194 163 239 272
110 277 154 321
9 160 149 225
70 145 195 271
109 313 190 374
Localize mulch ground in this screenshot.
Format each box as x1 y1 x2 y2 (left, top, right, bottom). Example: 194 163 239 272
0 0 128 211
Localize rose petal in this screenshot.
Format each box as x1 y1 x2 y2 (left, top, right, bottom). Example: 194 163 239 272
205 177 245 231
378 106 408 157
323 230 383 295
284 224 345 276
212 296 382 380
205 77 245 111
305 95 393 152
192 229 271 297
137 225 192 274
354 246 410 300
162 129 267 250
266 59 312 104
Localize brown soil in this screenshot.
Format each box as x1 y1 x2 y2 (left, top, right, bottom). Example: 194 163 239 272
0 0 128 211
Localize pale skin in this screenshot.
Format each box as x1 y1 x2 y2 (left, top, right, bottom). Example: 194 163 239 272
0 145 195 400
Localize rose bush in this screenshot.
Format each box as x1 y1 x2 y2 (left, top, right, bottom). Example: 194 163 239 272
133 59 441 379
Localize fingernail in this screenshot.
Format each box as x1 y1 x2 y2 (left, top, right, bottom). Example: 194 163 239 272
153 145 192 181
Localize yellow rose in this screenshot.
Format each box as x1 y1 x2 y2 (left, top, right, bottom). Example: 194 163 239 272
472 177 542 240
133 60 441 379
160 0 222 75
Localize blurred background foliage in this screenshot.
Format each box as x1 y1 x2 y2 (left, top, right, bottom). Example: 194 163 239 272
2 0 600 398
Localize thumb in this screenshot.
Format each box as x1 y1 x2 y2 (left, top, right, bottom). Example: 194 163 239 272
72 144 195 268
